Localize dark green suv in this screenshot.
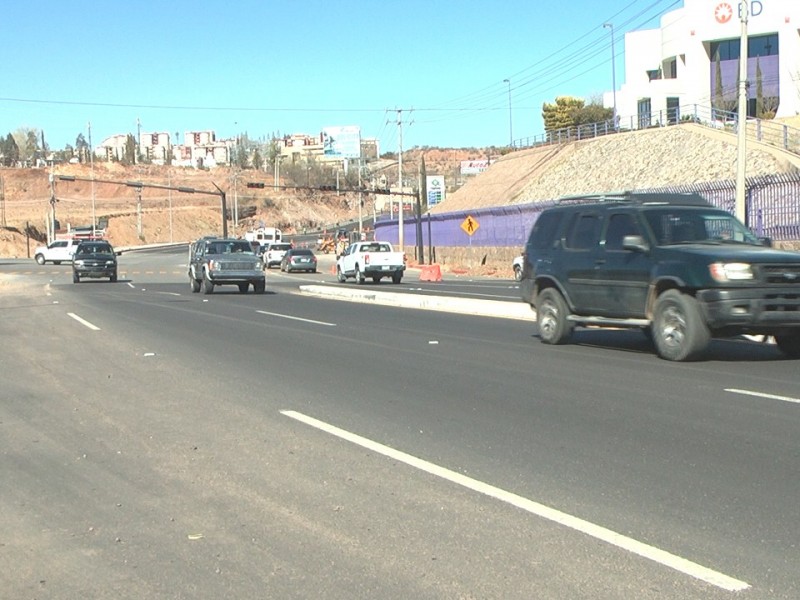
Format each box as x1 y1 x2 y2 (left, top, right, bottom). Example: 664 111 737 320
519 192 800 361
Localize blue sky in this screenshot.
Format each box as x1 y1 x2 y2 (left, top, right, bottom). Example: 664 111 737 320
1 0 682 152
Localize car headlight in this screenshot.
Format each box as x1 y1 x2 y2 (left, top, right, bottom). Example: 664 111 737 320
105 260 115 266
709 262 754 282
74 260 84 267
209 260 220 271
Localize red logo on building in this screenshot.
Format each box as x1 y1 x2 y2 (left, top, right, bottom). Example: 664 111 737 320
714 2 733 23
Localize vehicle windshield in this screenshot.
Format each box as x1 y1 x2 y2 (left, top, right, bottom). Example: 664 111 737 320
79 243 113 255
207 241 255 254
642 208 761 246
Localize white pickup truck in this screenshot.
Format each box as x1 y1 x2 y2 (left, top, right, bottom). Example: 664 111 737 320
336 241 405 284
34 238 83 265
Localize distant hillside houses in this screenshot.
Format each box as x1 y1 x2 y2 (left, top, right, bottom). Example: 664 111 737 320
94 130 380 169
95 130 232 168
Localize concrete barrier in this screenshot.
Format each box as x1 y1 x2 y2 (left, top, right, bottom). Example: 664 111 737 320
419 264 442 282
298 285 535 321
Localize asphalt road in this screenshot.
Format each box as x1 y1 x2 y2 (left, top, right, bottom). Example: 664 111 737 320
1 248 799 599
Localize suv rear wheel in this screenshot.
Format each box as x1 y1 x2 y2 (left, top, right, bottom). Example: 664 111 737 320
652 290 710 361
537 288 573 345
774 333 800 358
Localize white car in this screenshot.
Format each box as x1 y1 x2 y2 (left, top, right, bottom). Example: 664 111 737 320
34 239 83 265
263 242 293 269
512 254 524 281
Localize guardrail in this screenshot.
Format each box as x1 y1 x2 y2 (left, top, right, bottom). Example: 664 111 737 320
514 104 800 158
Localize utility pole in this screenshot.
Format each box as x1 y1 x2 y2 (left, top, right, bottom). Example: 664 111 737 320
136 117 141 165
503 79 513 147
358 159 363 236
603 23 618 129
89 121 96 236
136 186 143 239
390 109 408 252
0 175 5 228
735 1 749 224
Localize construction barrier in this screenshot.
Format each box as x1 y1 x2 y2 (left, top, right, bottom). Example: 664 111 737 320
419 264 442 282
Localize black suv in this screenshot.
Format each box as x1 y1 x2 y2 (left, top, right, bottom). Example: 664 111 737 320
72 240 118 283
519 192 800 361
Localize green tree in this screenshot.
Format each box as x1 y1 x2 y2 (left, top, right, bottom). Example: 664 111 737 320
573 102 613 126
25 130 39 163
1 133 20 166
265 137 282 169
234 144 249 169
123 134 136 165
251 148 263 171
75 133 89 163
542 96 584 134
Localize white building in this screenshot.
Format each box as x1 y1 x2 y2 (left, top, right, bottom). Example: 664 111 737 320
140 131 172 164
609 0 800 128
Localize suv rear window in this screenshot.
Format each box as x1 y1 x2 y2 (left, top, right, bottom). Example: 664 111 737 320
527 211 563 251
565 213 601 250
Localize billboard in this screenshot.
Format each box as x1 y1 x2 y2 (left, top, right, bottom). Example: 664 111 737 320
322 125 362 159
460 159 490 175
426 175 446 207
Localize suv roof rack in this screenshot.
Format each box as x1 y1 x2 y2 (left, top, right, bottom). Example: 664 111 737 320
556 191 710 207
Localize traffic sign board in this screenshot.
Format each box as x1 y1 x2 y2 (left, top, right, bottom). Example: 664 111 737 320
461 215 479 236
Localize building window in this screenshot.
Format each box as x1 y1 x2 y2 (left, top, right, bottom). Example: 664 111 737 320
749 33 778 58
667 97 680 124
710 34 779 61
638 98 652 128
647 68 662 81
664 57 677 79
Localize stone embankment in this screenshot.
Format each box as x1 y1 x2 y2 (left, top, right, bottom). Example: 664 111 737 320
425 124 800 276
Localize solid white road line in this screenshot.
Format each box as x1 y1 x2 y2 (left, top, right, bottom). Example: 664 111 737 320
256 310 336 327
281 409 750 592
725 388 800 404
67 312 101 331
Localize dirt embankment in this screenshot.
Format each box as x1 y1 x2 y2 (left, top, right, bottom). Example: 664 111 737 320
1 149 488 260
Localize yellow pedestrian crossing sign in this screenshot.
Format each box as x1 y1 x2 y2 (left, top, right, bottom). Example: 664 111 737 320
461 215 479 236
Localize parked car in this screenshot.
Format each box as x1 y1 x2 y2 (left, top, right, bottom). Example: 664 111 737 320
34 238 83 265
264 242 293 269
512 254 524 281
519 191 800 361
72 240 119 283
281 248 317 273
188 237 266 294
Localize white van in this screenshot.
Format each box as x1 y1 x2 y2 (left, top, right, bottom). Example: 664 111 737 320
245 227 282 246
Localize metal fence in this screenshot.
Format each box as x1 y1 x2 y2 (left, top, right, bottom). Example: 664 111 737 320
376 172 800 247
513 103 800 157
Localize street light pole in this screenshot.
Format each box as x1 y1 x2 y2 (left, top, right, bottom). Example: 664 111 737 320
603 23 618 128
503 79 513 147
735 0 750 224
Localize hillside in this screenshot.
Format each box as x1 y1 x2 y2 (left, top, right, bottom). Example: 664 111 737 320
434 123 800 212
2 124 800 266
0 149 487 259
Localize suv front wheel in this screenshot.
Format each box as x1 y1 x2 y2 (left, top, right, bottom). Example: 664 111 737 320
652 290 710 361
537 288 573 345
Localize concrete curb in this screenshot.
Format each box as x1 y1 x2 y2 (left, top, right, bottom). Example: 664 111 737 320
298 284 536 321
